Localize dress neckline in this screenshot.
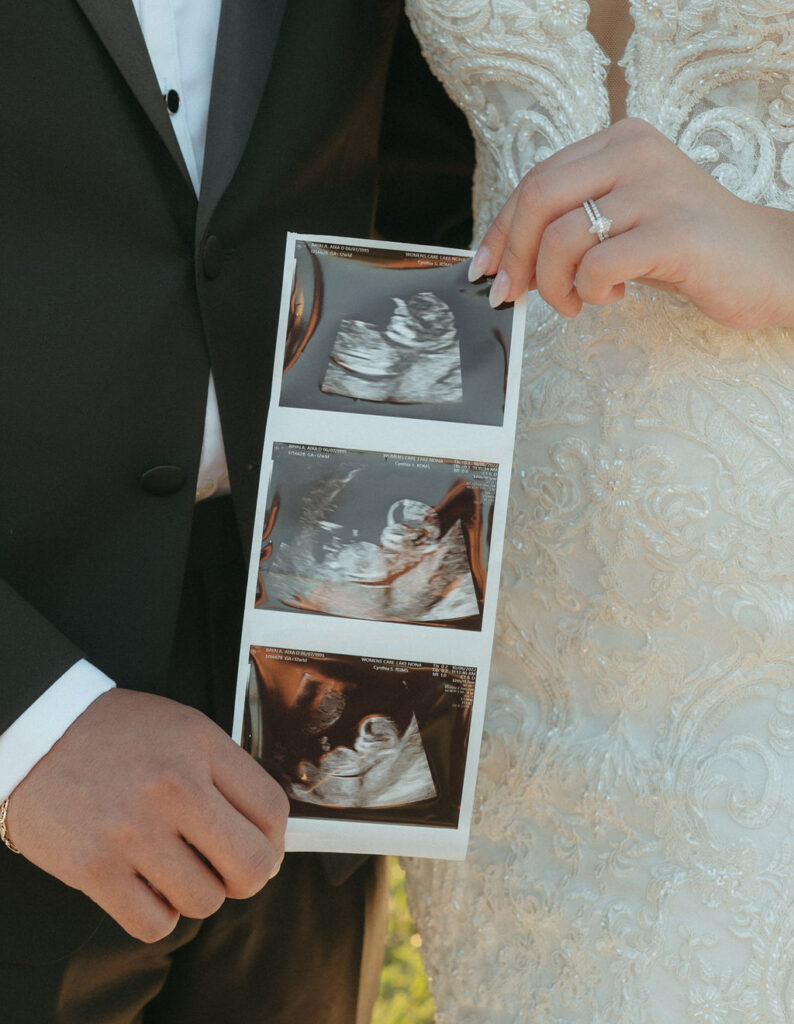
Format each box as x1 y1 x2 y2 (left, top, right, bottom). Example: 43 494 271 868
585 0 634 123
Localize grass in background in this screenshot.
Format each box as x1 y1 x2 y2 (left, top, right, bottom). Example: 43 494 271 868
372 858 436 1024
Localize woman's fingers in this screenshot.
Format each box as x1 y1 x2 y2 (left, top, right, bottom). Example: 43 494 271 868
576 226 660 303
504 192 673 319
469 120 678 308
467 117 794 329
467 127 620 285
475 147 625 302
532 192 629 315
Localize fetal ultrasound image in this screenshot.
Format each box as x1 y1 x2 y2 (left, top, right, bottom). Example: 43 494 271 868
256 444 498 630
244 647 476 827
279 240 514 426
321 290 464 405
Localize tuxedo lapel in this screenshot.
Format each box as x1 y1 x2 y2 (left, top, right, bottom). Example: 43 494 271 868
197 0 288 240
71 0 192 187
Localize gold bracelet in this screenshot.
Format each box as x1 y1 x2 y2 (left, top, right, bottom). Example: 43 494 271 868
0 797 20 855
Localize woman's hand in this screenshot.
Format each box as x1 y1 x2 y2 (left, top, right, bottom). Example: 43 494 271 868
470 118 794 330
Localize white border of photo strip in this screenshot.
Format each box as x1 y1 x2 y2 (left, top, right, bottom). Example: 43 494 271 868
232 233 527 859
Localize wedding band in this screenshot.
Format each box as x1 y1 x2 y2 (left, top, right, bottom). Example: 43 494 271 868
583 198 612 242
0 797 20 855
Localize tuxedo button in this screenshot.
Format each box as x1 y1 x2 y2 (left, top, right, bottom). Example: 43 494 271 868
140 465 186 496
165 89 180 114
202 236 223 279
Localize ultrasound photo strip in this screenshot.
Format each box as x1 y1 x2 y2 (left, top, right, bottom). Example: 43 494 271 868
232 233 527 858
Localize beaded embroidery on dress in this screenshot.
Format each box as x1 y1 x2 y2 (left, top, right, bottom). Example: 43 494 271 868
401 2 794 1021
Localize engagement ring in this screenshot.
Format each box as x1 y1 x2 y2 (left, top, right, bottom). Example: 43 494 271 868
583 198 612 242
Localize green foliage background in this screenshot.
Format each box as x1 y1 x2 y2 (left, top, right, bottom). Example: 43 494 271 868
373 859 436 1024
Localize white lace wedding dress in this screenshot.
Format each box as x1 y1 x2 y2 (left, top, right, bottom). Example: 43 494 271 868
401 2 794 1021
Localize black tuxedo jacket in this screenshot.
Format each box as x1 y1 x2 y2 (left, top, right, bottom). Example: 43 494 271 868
0 0 473 965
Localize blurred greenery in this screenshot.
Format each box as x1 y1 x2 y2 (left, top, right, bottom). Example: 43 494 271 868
372 858 436 1024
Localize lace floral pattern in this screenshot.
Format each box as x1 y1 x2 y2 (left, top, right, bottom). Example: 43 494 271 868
402 2 794 1020
407 0 794 240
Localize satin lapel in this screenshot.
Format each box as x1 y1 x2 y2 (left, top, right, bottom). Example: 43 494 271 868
197 0 288 241
71 0 192 187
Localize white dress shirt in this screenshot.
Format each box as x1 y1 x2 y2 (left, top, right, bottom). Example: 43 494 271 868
0 0 226 802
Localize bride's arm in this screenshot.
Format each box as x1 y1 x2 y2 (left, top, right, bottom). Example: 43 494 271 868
469 117 794 331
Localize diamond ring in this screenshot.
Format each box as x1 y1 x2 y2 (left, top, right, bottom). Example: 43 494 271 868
583 198 612 242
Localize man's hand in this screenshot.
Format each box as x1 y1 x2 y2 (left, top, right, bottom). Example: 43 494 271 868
6 688 289 943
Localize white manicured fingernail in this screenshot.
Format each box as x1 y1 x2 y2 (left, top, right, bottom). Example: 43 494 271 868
489 269 510 308
468 245 491 282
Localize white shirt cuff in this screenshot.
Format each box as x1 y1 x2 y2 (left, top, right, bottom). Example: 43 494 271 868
0 660 115 802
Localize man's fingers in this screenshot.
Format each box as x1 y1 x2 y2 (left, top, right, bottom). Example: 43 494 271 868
133 732 287 900
178 790 284 900
92 873 181 945
133 834 228 920
6 690 292 942
210 741 290 850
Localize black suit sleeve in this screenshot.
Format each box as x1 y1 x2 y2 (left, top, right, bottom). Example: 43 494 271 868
0 580 83 733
